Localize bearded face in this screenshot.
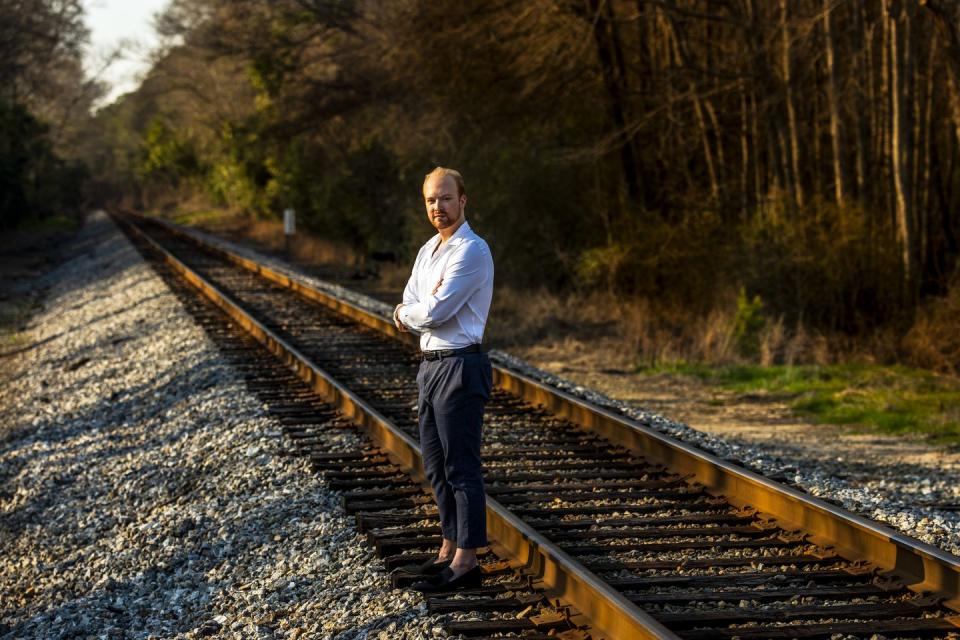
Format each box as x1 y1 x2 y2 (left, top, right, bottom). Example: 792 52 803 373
423 175 466 232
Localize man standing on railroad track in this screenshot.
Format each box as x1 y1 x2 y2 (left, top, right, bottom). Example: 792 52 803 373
393 166 494 593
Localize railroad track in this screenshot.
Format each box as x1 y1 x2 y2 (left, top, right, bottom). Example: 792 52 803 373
117 212 960 639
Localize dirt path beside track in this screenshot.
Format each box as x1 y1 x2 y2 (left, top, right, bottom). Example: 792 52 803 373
519 337 960 490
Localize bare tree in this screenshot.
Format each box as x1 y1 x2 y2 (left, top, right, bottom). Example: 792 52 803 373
781 0 804 208
823 0 848 206
886 0 918 301
920 0 960 146
0 0 88 101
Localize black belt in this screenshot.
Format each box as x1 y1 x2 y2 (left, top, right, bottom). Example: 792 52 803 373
421 344 483 361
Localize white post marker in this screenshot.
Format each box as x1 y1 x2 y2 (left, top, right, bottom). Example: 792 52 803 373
283 208 295 258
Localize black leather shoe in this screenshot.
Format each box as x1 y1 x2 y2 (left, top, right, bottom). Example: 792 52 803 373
400 557 451 576
390 558 452 588
412 565 483 593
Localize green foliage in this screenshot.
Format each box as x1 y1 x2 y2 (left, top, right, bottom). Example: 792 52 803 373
139 118 200 184
1 100 49 228
576 244 631 293
171 208 230 226
207 122 269 214
732 287 765 358
637 362 960 445
200 117 409 258
208 156 261 212
249 51 288 103
0 100 86 230
742 198 902 331
301 137 407 257
570 210 734 312
16 213 81 232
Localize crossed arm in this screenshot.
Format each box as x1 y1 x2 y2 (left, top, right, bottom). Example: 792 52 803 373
393 278 442 332
394 244 489 333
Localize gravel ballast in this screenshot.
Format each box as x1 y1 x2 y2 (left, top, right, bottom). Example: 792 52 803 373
0 212 440 639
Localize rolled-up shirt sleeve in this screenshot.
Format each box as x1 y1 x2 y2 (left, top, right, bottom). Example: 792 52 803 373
399 243 488 331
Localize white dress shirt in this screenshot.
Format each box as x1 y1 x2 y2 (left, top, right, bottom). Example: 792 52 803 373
398 220 494 350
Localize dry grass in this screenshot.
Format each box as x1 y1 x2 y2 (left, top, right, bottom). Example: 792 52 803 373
903 278 960 375
487 286 859 369
173 208 364 272
486 287 620 349
377 262 413 292
247 219 360 267
759 317 785 366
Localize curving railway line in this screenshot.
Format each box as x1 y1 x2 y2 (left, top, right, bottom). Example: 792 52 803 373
116 212 960 639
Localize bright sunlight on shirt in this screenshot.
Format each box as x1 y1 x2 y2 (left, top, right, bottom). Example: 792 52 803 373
398 221 494 351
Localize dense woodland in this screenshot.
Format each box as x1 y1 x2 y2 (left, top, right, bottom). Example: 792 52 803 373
8 0 960 369
1 0 96 229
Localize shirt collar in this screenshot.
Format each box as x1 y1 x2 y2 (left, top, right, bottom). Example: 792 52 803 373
430 219 472 252
448 220 472 244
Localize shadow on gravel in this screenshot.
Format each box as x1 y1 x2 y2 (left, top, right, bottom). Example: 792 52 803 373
3 289 164 363
0 354 225 531
0 473 346 638
0 212 377 637
2 216 157 359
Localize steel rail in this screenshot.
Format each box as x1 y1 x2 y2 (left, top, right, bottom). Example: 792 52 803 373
124 212 960 616
118 214 677 640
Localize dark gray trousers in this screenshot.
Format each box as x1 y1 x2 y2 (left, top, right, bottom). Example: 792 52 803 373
417 351 492 549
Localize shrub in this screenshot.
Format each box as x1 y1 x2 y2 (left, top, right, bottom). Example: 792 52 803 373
732 287 765 358
903 274 960 374
742 197 902 332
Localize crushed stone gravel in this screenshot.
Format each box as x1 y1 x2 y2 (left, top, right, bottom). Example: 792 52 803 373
0 212 441 639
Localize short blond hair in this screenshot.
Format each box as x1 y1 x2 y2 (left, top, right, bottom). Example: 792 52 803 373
423 166 466 197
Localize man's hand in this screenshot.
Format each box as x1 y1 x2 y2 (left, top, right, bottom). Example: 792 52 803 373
431 278 443 295
393 303 409 332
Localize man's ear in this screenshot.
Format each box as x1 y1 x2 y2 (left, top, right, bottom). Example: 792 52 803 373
460 194 468 210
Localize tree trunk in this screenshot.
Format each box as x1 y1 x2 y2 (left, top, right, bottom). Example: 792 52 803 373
887 0 918 303
781 0 804 208
920 0 960 148
587 0 643 209
814 83 823 198
705 99 726 201
917 30 936 277
854 2 869 201
823 0 848 205
751 88 764 211
693 95 721 204
663 9 722 206
740 79 751 219
881 3 893 219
